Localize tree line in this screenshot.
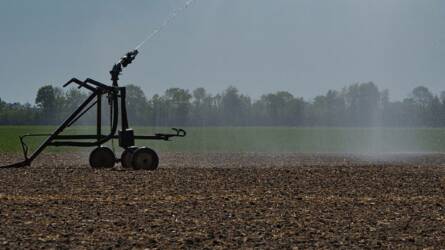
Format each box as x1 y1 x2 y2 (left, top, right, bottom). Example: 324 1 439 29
1 82 444 127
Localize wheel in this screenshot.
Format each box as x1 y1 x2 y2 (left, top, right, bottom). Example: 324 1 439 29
89 147 116 169
121 147 138 169
131 147 159 171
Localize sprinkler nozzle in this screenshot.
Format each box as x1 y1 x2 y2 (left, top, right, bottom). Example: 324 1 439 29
121 50 139 67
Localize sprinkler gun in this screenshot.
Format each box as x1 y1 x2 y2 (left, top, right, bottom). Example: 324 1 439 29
110 50 139 83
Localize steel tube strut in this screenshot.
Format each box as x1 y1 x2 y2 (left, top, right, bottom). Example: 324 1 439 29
97 94 102 140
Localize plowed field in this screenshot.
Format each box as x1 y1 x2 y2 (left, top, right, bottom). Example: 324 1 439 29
0 153 445 248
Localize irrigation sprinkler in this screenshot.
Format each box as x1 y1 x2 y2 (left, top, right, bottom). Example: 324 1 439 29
1 49 186 170
0 0 200 170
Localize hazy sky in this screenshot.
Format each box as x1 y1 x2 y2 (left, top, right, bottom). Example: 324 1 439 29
0 0 444 103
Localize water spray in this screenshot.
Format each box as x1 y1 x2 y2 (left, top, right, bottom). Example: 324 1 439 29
135 0 197 51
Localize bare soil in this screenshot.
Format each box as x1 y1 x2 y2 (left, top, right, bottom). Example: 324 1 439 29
0 152 445 249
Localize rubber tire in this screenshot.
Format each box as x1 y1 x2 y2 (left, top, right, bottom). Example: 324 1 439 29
131 147 159 171
121 147 138 169
89 147 116 169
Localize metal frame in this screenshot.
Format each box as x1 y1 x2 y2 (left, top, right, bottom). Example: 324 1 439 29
1 50 186 169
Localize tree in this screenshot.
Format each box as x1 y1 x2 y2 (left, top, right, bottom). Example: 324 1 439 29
164 88 192 126
412 86 433 109
410 86 434 125
149 94 167 126
125 85 150 125
191 87 208 125
343 82 380 126
220 86 251 126
35 85 57 123
35 85 56 113
326 90 346 126
430 96 442 127
0 98 4 119
193 88 206 106
260 91 304 126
